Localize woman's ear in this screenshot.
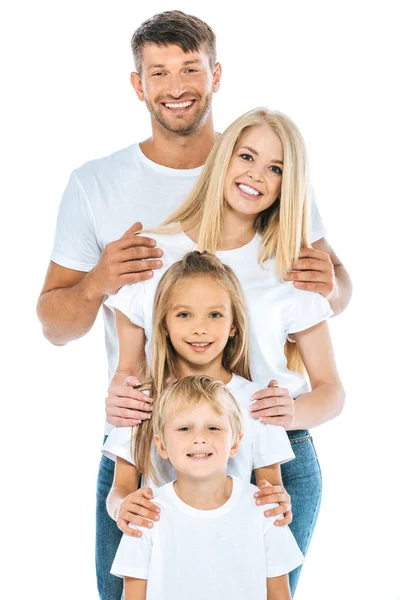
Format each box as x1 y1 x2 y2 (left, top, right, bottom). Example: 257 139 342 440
229 433 243 458
154 435 169 459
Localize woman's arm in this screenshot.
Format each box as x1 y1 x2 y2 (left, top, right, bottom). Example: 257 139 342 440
106 309 152 427
124 577 147 600
290 320 345 430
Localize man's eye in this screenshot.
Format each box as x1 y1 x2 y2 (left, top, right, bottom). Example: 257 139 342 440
209 312 222 318
177 312 190 318
240 153 253 161
152 72 165 77
269 165 283 175
186 68 198 73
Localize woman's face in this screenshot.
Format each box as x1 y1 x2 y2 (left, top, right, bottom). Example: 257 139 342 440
224 124 283 219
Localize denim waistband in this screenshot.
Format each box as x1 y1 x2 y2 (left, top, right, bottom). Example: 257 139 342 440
287 429 310 440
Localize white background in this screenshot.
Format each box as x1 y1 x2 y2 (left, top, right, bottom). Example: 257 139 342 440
2 1 399 598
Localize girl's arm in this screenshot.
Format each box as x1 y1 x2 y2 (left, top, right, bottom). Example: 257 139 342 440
291 320 345 430
124 577 147 600
107 456 160 536
266 574 291 600
254 465 292 526
106 309 152 427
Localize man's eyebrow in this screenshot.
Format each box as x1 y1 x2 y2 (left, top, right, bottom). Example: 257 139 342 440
146 59 202 72
239 146 283 165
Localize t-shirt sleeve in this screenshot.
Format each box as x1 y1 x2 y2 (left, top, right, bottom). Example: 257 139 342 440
102 426 137 465
262 505 304 577
286 288 333 335
251 420 294 469
111 526 153 580
105 281 148 328
50 170 101 271
310 185 327 243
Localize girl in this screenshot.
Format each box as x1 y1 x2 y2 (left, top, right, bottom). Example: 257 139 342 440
105 107 344 595
104 251 295 537
111 375 304 600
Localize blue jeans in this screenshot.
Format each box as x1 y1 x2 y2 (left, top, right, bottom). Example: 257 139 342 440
96 437 123 600
282 430 322 596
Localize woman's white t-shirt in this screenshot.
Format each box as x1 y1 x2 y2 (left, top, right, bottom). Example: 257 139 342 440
103 374 295 495
105 231 333 400
111 476 304 600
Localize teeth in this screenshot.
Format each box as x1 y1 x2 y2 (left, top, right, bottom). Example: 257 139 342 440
238 183 261 196
190 343 210 347
188 453 211 458
165 101 193 109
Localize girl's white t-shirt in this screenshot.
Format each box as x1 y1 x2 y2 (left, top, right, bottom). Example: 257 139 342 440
111 476 304 599
102 374 295 495
105 231 333 401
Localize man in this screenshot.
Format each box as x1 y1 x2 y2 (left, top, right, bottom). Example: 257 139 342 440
37 10 352 599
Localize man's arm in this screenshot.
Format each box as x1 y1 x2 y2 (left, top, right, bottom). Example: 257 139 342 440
37 222 163 346
285 236 352 317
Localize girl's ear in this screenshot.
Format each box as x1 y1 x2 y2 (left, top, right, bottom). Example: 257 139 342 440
229 324 237 338
229 433 243 458
154 434 169 459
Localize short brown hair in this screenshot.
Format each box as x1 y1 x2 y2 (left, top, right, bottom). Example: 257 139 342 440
131 10 217 74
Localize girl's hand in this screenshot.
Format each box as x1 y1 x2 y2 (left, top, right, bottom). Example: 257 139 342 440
116 488 160 536
250 380 295 430
106 376 153 427
254 480 292 526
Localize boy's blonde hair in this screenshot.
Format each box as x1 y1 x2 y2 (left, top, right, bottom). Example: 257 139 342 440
153 375 243 446
134 252 250 482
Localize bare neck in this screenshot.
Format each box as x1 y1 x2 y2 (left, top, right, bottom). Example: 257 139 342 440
140 114 218 169
174 473 233 510
175 357 232 385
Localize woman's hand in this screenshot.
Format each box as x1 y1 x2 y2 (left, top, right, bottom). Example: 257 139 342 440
106 376 153 427
250 380 295 430
116 488 160 536
254 480 292 526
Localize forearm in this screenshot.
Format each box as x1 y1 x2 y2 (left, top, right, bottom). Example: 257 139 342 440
328 263 352 316
37 270 104 345
255 465 282 487
290 381 345 430
107 484 138 521
266 574 291 600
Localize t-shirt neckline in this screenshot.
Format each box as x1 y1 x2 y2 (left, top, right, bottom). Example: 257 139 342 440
135 143 204 177
166 476 242 518
173 230 261 256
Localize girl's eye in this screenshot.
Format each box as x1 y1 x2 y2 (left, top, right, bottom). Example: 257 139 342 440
209 312 222 318
239 153 253 162
269 165 283 175
177 312 190 318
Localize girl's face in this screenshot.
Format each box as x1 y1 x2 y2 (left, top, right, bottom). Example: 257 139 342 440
164 275 236 373
224 124 283 219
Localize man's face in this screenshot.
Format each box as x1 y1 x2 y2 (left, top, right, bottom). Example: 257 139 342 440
131 44 221 135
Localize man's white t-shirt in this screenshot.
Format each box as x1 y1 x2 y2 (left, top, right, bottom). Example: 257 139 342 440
106 231 333 408
102 374 294 495
50 143 327 396
111 476 304 600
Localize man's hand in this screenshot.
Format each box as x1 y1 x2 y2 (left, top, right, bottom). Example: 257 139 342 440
284 247 335 299
106 376 153 427
254 480 292 526
89 222 164 296
250 380 295 430
116 488 160 536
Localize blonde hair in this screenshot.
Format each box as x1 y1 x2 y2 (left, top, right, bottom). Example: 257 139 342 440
134 251 251 481
153 375 243 446
159 107 311 277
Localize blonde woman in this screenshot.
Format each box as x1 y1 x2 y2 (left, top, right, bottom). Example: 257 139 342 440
105 107 345 594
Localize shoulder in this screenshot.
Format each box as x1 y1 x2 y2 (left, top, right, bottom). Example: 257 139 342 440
229 374 264 400
72 144 136 186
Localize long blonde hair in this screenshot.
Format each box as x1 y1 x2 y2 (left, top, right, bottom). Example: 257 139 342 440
158 107 311 277
134 251 251 482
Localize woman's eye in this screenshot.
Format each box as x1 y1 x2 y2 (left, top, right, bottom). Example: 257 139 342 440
240 153 253 161
177 312 190 318
269 165 283 175
209 312 222 318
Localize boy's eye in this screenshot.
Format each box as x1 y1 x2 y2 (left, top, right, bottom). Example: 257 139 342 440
208 426 220 431
178 426 190 432
239 153 253 161
269 165 283 175
209 312 222 318
177 312 190 318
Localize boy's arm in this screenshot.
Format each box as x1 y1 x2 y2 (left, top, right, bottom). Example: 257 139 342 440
124 577 147 600
266 574 291 600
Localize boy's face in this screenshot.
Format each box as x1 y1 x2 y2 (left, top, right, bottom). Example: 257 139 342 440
130 43 221 135
155 400 241 479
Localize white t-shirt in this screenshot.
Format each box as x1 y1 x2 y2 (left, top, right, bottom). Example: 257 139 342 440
50 143 327 392
102 374 294 495
106 231 333 407
111 476 304 600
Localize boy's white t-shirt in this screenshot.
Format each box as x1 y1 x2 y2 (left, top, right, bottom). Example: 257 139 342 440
50 143 326 399
105 231 333 405
102 374 294 495
111 476 304 600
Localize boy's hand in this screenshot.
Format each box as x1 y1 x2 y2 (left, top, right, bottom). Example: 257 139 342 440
250 380 295 430
254 480 292 526
117 488 160 536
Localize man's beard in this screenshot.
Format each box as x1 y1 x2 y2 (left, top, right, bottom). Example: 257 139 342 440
145 93 213 136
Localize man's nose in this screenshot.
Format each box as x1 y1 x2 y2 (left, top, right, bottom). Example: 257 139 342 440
166 73 187 98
